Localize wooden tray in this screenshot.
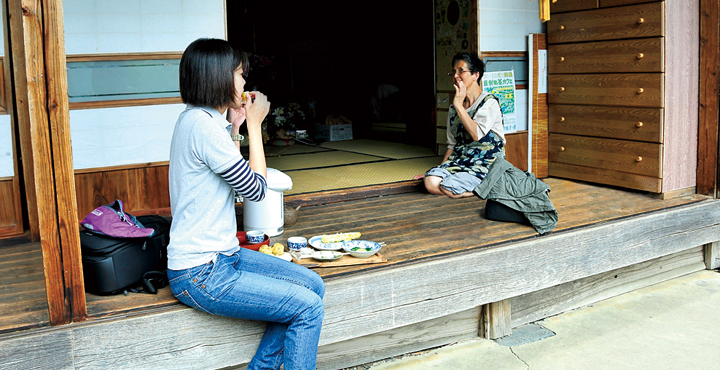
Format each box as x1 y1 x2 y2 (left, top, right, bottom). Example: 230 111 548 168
293 252 387 268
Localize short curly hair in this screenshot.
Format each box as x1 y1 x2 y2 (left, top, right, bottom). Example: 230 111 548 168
179 38 249 108
451 52 485 80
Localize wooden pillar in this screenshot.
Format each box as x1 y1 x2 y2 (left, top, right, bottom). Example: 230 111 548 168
479 299 512 340
698 0 720 196
705 242 720 270
6 0 85 324
529 33 549 178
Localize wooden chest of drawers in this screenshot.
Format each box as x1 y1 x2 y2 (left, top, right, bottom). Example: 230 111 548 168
547 0 699 194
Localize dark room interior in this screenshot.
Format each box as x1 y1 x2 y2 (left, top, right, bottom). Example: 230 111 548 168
227 1 437 147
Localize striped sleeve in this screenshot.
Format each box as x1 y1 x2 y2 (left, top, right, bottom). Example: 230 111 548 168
218 158 267 202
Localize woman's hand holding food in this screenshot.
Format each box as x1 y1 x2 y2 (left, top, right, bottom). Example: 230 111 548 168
241 91 270 178
244 91 270 131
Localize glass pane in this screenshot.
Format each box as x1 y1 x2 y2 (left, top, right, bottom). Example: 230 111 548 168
67 59 180 103
484 56 528 85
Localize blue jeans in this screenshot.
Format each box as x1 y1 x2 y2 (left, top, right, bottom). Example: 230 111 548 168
168 248 325 370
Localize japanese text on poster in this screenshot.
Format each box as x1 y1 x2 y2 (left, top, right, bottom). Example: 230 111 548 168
481 70 517 134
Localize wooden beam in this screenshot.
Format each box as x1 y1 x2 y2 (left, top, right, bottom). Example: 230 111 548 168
697 0 720 195
6 0 85 324
511 246 705 327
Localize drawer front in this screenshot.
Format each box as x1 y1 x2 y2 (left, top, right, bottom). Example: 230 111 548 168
548 2 664 44
551 0 599 13
548 73 663 108
549 133 662 177
548 37 663 74
601 0 659 8
549 162 662 192
549 104 663 143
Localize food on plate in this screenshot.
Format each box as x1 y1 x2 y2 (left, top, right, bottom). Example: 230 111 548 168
271 243 285 256
259 245 272 255
321 232 362 243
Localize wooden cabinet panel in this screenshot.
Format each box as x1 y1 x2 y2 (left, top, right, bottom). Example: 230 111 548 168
549 162 661 192
548 38 663 74
548 2 664 44
549 133 662 177
600 0 659 8
550 0 599 13
549 104 663 143
0 178 22 237
548 73 663 107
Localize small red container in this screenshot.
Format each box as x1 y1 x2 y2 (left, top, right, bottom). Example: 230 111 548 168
237 231 270 251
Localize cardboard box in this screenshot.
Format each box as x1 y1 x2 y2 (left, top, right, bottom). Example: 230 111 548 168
315 123 353 141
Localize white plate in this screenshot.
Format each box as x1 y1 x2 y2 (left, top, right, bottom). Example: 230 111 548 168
310 250 344 261
276 252 292 262
308 235 344 251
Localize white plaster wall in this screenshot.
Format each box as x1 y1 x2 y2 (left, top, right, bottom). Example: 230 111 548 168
63 0 225 170
479 0 545 52
0 115 13 177
63 0 225 54
70 104 186 170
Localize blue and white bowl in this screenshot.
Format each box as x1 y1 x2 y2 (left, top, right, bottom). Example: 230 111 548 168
246 230 265 244
342 240 382 258
287 236 308 251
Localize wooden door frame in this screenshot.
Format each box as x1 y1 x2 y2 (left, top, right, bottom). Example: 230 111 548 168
698 0 720 197
5 0 86 325
0 2 23 238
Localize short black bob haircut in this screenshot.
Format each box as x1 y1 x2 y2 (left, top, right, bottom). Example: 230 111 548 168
179 38 249 108
452 52 485 80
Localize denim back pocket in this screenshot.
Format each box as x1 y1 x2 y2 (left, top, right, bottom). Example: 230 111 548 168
190 254 239 300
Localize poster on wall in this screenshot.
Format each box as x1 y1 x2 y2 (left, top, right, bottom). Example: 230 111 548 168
481 70 517 134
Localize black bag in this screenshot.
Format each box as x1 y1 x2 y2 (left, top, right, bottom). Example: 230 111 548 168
80 215 171 295
484 199 531 226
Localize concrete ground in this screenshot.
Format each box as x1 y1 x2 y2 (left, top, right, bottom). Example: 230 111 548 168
366 269 720 370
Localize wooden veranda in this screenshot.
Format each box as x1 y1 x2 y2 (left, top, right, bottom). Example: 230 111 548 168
2 178 719 369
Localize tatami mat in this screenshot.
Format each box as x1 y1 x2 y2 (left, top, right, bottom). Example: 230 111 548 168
319 139 437 159
284 156 442 195
266 151 384 171
252 144 332 157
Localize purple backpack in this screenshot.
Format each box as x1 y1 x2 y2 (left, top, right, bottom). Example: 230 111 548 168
81 199 155 238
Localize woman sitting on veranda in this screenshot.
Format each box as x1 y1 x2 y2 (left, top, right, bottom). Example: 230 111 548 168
423 52 505 199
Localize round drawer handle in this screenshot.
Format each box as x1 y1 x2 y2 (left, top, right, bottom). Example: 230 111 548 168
637 53 644 59
638 18 645 24
559 25 565 30
559 56 565 62
560 116 566 122
636 121 644 128
637 88 644 94
560 146 566 152
560 87 566 92
636 156 643 162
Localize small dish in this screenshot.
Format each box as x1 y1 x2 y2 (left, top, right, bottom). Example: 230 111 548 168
308 235 344 251
342 240 382 258
310 250 344 261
